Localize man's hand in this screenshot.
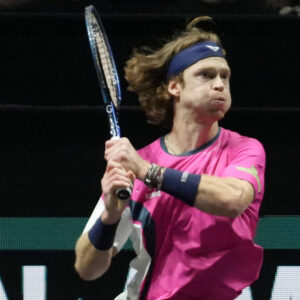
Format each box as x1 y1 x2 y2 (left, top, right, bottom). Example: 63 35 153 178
101 160 134 224
104 138 150 181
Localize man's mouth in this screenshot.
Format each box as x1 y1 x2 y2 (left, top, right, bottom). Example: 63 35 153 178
212 97 226 103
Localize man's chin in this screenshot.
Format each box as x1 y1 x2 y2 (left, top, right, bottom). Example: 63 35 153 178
210 109 227 122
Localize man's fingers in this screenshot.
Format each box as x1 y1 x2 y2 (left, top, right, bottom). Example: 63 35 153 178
127 170 136 183
105 160 124 172
103 165 132 188
104 138 132 161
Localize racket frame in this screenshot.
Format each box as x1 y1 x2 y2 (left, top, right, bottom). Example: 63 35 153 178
85 5 121 138
85 5 131 200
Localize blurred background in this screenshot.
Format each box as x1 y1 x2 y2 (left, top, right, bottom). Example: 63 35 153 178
0 0 300 15
0 0 299 299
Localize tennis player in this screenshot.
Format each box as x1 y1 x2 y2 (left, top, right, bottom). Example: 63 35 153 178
75 16 266 300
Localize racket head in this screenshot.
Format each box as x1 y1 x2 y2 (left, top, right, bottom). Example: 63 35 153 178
85 5 122 109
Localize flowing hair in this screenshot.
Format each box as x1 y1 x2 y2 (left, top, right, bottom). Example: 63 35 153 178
124 16 225 128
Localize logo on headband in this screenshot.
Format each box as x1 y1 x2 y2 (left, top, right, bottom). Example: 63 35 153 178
206 45 220 52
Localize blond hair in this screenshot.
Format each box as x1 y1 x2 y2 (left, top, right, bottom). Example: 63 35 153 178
125 16 225 128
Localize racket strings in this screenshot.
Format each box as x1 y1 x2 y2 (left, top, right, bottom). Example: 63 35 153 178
91 19 119 106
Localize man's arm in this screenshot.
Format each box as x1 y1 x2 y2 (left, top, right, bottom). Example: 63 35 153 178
75 231 116 280
104 138 258 218
74 208 120 280
74 161 134 280
194 175 254 217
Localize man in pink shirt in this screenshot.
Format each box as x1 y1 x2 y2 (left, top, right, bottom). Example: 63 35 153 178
75 16 266 300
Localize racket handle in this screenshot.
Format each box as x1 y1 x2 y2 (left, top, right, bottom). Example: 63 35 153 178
110 137 132 200
116 187 132 201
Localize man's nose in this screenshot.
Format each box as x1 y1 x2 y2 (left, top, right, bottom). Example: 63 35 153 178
212 75 225 91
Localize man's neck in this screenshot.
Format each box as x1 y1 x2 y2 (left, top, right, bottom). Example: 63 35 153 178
166 120 219 155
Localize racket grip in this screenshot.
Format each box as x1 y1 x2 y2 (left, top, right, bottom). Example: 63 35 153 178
110 137 131 200
116 187 132 201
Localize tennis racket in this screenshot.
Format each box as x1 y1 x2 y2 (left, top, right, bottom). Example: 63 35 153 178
85 5 131 201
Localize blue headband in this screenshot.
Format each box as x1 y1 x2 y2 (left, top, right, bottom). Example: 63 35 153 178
167 41 225 79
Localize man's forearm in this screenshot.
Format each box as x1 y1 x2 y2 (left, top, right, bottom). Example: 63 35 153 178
74 233 113 281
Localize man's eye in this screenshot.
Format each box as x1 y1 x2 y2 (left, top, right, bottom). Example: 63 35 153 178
222 75 230 82
198 72 213 79
221 73 230 81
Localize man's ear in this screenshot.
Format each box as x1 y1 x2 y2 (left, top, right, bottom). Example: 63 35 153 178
167 79 181 98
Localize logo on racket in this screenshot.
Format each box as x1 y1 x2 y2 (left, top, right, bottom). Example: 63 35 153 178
106 104 113 113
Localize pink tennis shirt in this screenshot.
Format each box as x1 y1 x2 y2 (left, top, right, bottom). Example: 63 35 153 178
84 127 266 300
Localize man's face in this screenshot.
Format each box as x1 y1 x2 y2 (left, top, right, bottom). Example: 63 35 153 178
169 57 232 123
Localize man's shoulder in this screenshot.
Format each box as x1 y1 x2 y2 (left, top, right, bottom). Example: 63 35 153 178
222 127 264 148
221 127 265 158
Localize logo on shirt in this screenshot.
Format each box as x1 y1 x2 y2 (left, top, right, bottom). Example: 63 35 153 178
236 165 261 193
145 190 161 199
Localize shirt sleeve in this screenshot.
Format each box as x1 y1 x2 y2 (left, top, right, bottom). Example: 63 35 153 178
82 197 133 253
221 137 266 199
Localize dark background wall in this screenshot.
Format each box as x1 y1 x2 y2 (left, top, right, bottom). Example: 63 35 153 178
0 1 299 299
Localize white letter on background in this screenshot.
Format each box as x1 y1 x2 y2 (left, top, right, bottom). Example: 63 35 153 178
22 265 46 300
271 266 300 299
0 277 8 300
235 286 253 300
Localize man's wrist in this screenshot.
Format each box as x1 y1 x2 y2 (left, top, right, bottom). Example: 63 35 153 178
161 168 201 206
138 161 151 182
88 217 119 251
143 164 201 206
101 209 121 225
144 163 165 189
